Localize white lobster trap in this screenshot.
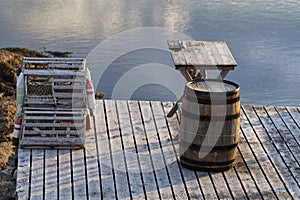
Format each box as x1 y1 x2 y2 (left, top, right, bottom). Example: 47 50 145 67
18 57 92 149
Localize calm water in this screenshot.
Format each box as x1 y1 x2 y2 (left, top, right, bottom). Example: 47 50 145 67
0 0 299 105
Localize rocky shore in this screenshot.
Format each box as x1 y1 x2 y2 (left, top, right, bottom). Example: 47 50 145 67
0 48 52 199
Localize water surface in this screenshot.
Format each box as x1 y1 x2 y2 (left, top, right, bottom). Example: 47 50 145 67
0 0 299 105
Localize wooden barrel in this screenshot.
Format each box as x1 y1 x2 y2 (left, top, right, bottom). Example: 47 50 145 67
179 79 240 172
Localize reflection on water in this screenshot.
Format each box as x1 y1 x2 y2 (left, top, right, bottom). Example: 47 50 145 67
0 0 299 105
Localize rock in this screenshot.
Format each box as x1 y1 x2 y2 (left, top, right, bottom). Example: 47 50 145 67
0 96 17 140
0 180 15 200
8 155 17 168
13 170 17 180
95 92 106 99
0 50 22 96
0 142 14 172
0 48 47 96
12 138 19 146
0 167 15 181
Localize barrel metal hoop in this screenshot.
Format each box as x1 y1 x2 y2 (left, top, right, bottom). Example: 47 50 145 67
182 141 238 151
180 160 233 172
181 108 240 121
180 155 235 167
184 94 240 105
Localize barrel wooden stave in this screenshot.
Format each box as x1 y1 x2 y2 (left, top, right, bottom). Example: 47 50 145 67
179 79 240 172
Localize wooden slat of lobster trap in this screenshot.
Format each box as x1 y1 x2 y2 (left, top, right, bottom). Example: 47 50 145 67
20 109 86 149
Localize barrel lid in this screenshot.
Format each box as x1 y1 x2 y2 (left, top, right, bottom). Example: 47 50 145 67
187 79 239 93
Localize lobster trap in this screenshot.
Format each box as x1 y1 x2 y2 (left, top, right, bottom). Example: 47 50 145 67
19 57 89 149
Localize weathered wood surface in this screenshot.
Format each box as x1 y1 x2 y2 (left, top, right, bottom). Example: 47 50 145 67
22 57 85 65
23 69 85 76
16 101 300 199
168 40 237 69
20 109 86 148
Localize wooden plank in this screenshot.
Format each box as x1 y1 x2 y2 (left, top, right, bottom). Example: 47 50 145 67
84 114 102 199
95 100 116 199
48 63 84 69
23 122 85 128
58 149 72 200
23 58 85 66
24 110 85 114
171 51 187 66
209 172 233 199
29 149 44 200
234 146 261 199
71 149 87 200
16 149 31 200
53 85 84 90
276 106 300 148
184 40 194 48
243 106 295 198
53 93 85 98
182 49 200 67
44 150 58 200
141 101 180 199
232 110 263 199
204 41 224 66
265 106 300 163
209 173 233 199
193 49 210 67
286 106 300 130
252 106 300 198
25 98 55 105
214 41 237 66
24 69 85 76
20 138 84 149
194 171 219 199
53 78 85 83
23 57 85 62
23 130 83 136
104 100 131 199
24 116 84 121
116 100 146 199
127 100 160 199
153 101 203 199
239 106 278 199
24 102 85 108
198 41 218 66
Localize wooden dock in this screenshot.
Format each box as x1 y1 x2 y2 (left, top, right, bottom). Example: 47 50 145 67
16 100 300 199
